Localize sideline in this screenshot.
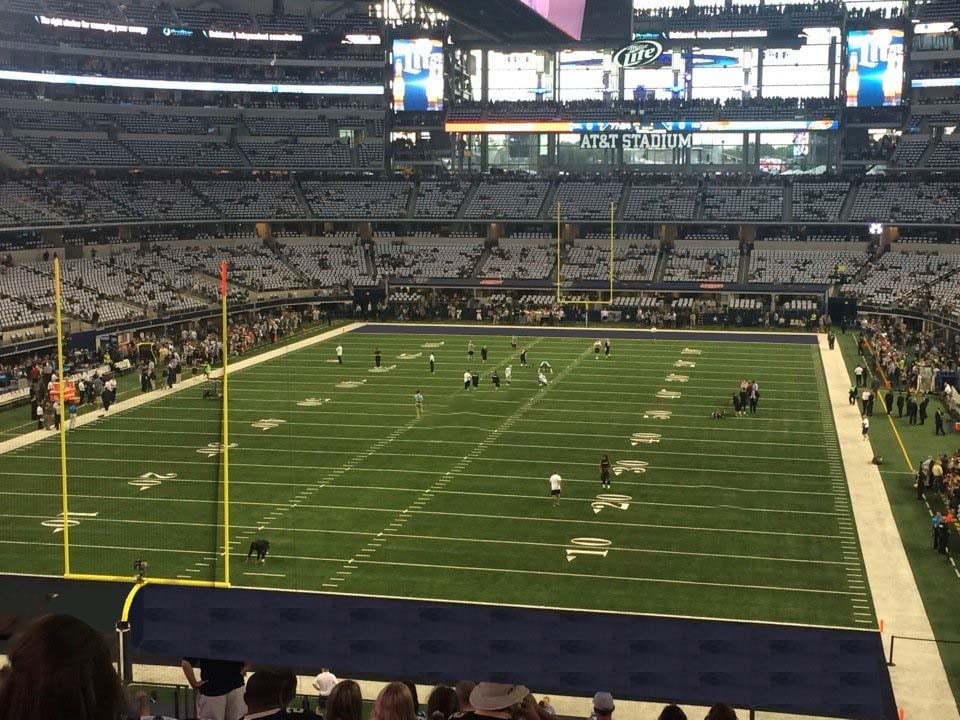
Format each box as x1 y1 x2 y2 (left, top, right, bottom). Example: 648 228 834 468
818 334 959 719
0 322 363 457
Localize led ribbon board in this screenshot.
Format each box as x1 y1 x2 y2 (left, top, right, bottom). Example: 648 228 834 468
0 69 384 95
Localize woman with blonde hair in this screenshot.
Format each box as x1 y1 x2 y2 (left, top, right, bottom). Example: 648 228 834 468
371 682 416 720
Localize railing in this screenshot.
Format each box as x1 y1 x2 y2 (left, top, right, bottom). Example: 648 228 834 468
887 634 960 666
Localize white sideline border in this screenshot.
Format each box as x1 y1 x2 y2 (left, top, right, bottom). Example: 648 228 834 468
0 322 364 457
818 334 959 719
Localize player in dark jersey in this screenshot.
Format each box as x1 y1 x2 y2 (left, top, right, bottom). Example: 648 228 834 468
247 539 270 564
491 369 500 389
604 339 611 357
480 345 488 363
600 455 611 489
519 348 527 366
374 348 381 368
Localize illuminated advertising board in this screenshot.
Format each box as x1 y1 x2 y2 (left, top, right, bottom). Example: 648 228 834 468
518 0 587 40
0 69 384 96
204 29 302 42
392 38 444 112
845 29 904 107
444 119 839 133
579 133 692 149
35 14 147 35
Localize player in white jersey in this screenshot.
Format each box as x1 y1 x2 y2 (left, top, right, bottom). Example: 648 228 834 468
549 473 562 506
463 371 472 391
504 365 512 384
538 371 548 386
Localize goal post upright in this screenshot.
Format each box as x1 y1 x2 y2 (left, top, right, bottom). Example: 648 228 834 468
53 256 70 576
220 260 231 587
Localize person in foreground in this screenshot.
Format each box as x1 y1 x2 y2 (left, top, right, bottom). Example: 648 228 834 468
0 613 127 720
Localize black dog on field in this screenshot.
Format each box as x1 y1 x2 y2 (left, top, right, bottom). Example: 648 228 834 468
247 539 270 564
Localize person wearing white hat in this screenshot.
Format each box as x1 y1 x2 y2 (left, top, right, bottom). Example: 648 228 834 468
466 683 529 720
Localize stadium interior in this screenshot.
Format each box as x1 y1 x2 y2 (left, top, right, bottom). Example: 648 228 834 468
0 0 959 718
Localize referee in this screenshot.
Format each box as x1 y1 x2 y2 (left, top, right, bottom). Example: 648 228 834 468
600 455 611 489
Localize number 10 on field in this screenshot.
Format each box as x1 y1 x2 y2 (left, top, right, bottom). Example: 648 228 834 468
565 537 612 562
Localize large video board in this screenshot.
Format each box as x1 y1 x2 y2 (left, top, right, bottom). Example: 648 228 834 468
845 29 904 107
392 38 444 112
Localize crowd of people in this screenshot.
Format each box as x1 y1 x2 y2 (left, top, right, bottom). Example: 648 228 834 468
856 315 960 557
0 613 747 720
0 306 326 425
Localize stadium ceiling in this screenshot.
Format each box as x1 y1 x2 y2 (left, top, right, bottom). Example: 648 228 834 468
421 0 587 46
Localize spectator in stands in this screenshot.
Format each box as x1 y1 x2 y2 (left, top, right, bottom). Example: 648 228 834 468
371 682 416 720
0 614 126 720
458 683 529 720
658 706 687 720
427 687 459 720
313 668 339 708
591 692 614 720
180 656 249 720
240 670 291 720
705 704 738 720
454 682 476 714
403 682 426 720
325 679 362 720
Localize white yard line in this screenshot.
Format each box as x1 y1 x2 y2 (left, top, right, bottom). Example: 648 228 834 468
0 453 841 479
818 334 959 719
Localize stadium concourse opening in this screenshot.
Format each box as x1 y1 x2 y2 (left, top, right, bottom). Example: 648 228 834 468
2 0 960 716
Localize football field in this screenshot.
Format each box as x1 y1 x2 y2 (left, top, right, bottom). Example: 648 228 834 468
0 326 875 630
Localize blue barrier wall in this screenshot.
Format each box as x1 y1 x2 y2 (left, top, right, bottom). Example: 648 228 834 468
130 585 896 719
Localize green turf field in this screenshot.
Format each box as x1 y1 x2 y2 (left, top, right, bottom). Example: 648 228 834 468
0 328 875 629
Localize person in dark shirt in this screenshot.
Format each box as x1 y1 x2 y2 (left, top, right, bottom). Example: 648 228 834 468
480 345 488 363
935 408 946 435
600 455 611 489
491 370 500 389
519 348 527 366
374 348 382 368
896 393 905 417
181 657 249 720
885 390 894 415
919 397 930 425
732 392 743 417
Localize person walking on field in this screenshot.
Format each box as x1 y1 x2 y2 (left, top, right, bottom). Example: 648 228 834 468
861 415 870 441
414 390 424 418
549 473 562 506
336 344 343 364
935 408 946 436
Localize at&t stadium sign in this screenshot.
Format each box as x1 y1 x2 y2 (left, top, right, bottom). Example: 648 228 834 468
579 133 692 150
613 40 664 68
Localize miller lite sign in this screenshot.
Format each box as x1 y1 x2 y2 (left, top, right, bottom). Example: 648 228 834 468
613 40 664 68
